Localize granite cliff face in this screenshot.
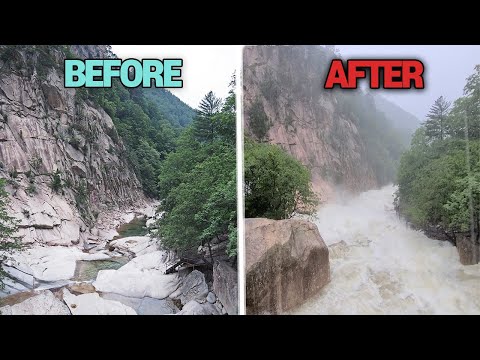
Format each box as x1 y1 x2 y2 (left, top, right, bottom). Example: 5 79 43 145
243 45 400 200
0 45 145 247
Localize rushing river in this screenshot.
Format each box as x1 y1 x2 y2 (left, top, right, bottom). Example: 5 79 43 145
290 185 480 315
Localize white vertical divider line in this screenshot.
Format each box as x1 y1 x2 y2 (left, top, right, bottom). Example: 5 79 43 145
236 45 246 315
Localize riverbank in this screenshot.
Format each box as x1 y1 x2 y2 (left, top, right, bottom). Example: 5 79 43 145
0 201 237 315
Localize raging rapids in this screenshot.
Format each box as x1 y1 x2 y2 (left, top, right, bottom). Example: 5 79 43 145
290 185 480 315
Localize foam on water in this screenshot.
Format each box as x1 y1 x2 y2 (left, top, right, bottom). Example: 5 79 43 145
291 185 480 315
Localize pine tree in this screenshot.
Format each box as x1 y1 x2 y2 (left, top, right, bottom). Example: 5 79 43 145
193 91 223 142
424 96 451 141
198 91 222 117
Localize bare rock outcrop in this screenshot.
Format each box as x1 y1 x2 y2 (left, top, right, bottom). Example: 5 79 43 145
213 260 238 315
0 45 145 247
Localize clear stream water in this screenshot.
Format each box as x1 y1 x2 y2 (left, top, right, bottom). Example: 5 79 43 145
290 185 480 315
73 216 148 282
114 216 148 239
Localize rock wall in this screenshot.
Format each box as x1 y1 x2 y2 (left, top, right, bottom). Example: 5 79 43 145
243 45 378 200
213 260 238 315
0 45 146 247
245 218 330 314
456 234 480 265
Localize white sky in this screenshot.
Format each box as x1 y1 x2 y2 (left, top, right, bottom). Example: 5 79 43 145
111 45 480 120
112 45 241 108
336 45 480 119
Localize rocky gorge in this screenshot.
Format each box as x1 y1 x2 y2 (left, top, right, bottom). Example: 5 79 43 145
1 207 236 315
0 45 238 315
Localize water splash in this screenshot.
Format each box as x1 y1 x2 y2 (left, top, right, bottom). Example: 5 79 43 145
290 185 480 315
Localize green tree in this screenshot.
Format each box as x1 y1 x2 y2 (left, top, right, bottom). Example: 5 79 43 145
423 96 451 141
159 144 236 255
198 91 222 117
397 66 480 263
193 91 223 142
0 178 21 290
50 169 62 193
446 66 480 141
444 174 480 233
196 169 237 257
244 140 318 220
157 79 237 261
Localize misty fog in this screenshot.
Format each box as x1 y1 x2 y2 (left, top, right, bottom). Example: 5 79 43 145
336 45 480 121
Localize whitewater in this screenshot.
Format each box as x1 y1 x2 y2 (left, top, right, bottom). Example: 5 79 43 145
290 185 480 315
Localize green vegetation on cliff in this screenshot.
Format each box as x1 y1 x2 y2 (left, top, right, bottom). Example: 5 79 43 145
0 179 21 289
397 66 480 247
157 77 237 258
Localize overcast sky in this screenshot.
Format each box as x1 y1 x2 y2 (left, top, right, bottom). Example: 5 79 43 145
111 45 480 120
111 45 241 108
336 45 480 119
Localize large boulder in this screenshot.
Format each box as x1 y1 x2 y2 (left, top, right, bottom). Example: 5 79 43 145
93 269 179 299
0 290 71 315
245 218 330 315
169 270 208 305
92 250 179 299
213 261 238 315
118 250 169 272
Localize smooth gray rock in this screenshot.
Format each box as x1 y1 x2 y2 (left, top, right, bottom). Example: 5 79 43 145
172 270 208 305
206 292 216 304
0 290 70 315
177 300 221 315
62 288 136 315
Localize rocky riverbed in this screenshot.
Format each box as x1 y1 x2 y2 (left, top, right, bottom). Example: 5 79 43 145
0 203 237 315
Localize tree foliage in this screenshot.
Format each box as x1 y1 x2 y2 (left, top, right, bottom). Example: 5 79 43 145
423 96 451 141
198 91 222 117
157 77 237 258
397 65 480 244
244 140 318 220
